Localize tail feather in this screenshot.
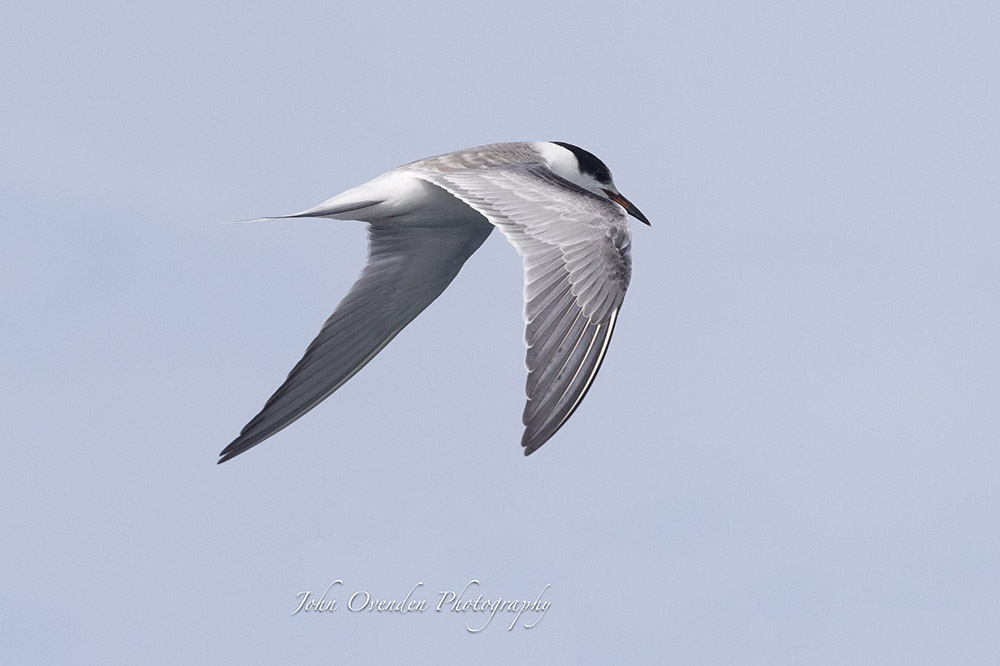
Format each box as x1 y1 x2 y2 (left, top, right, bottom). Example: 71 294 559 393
287 200 382 219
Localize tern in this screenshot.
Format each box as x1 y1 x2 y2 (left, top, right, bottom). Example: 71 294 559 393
219 141 650 463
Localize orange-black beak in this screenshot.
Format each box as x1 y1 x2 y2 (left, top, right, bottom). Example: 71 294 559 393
604 189 651 225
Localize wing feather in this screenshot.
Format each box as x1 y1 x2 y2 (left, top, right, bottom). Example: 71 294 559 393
219 219 493 463
419 163 632 454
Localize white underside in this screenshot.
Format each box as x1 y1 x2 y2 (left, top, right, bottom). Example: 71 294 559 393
293 172 479 225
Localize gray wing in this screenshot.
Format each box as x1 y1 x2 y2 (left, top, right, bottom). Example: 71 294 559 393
420 165 632 455
219 219 493 463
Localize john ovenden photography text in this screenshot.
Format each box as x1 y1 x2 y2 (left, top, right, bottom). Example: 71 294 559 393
291 580 550 632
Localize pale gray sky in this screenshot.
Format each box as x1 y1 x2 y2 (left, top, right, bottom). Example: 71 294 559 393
2 1 998 664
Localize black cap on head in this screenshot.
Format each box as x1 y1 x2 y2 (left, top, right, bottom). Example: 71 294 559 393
551 141 613 186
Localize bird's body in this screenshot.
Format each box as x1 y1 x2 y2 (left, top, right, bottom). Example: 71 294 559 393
219 141 649 463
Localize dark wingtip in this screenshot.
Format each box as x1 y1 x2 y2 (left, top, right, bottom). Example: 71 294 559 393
521 430 548 456
217 437 252 464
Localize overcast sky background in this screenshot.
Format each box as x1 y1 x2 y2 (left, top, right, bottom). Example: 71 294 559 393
2 1 998 664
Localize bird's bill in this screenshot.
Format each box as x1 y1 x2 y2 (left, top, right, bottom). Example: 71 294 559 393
604 189 651 225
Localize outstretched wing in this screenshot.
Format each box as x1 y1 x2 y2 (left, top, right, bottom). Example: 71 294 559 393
420 165 632 455
219 219 494 463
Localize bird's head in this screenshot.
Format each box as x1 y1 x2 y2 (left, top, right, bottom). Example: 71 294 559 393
537 141 651 225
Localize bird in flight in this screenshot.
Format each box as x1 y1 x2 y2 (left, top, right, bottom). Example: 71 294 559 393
219 141 650 463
